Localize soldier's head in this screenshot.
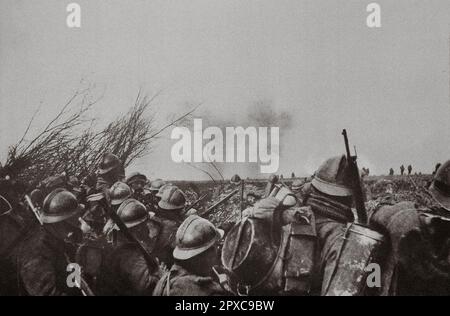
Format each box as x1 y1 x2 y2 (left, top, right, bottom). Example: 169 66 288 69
42 173 68 194
109 182 132 210
126 172 147 193
115 198 150 243
173 215 224 276
429 160 450 209
245 192 259 206
290 179 305 193
97 153 123 179
150 179 165 192
67 176 84 202
157 186 186 215
230 174 242 186
149 179 166 203
311 155 353 206
41 189 85 243
83 192 107 233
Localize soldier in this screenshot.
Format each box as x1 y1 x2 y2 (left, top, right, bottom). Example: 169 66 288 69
0 193 28 296
223 155 383 296
97 198 161 296
109 182 132 211
389 168 394 176
16 189 85 296
153 215 228 296
400 165 405 176
102 182 132 236
245 191 260 207
305 155 385 296
369 160 450 295
407 165 412 175
126 172 147 194
80 192 108 237
223 183 318 295
96 153 125 191
147 186 186 267
126 172 154 209
147 178 166 210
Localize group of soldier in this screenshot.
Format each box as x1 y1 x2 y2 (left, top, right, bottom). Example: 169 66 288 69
1 151 450 296
389 164 413 176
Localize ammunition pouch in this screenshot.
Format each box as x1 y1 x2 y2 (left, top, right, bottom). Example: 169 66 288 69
280 214 317 294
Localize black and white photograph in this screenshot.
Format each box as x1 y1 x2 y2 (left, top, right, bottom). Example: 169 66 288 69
1 0 450 301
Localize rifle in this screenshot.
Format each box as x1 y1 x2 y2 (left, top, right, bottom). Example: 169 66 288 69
182 193 209 216
24 195 43 225
100 196 159 272
200 189 239 217
342 129 367 225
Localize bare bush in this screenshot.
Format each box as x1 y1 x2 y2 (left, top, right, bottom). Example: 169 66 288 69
1 87 198 186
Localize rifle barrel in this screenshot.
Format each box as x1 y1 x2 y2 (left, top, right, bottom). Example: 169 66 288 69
200 189 239 217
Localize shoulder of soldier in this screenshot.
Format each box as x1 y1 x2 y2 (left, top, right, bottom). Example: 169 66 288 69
151 215 180 233
171 274 227 296
369 199 421 238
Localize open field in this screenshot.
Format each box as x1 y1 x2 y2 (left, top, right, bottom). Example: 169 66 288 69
173 174 434 227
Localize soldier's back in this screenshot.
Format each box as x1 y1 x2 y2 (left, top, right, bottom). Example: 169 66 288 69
97 243 159 296
17 227 80 296
369 198 450 295
153 264 226 296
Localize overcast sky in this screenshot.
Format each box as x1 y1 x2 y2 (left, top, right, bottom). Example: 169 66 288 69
1 0 450 180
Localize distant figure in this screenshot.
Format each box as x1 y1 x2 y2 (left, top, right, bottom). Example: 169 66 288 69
407 165 412 175
400 165 405 175
361 167 369 178
389 168 394 176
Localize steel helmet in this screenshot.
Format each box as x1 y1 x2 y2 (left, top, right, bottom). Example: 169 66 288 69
98 153 122 175
126 172 148 185
116 198 148 228
41 189 84 224
311 155 352 197
155 183 172 198
173 215 224 260
0 195 12 216
268 174 279 184
109 182 132 206
230 174 242 185
150 179 166 192
158 186 186 210
429 160 450 208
